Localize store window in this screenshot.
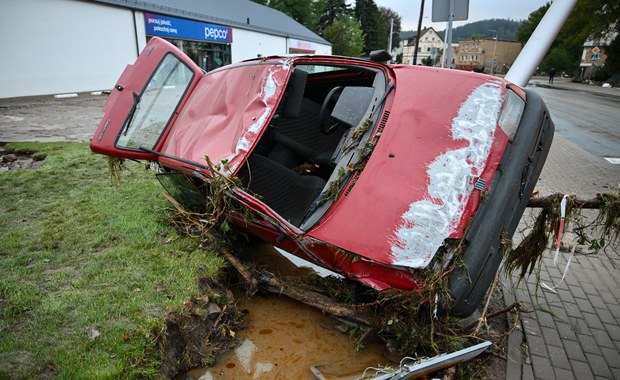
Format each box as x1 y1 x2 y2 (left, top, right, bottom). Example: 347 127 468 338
144 13 233 72
149 37 231 72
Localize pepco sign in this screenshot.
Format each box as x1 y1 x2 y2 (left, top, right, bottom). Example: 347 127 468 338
145 13 233 44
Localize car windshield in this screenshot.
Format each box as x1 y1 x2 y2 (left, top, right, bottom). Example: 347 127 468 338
117 53 194 150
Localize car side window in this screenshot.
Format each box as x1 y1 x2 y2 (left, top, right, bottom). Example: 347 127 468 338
116 53 194 150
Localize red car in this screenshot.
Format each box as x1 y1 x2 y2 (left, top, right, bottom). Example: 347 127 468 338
91 37 553 316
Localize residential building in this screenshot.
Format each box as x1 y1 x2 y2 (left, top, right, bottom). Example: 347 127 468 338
402 27 444 66
580 32 617 79
455 39 522 74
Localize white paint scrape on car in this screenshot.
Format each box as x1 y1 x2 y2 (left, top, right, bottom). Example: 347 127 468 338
390 81 503 268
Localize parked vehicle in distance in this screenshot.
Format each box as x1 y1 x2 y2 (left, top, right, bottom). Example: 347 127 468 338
91 37 554 316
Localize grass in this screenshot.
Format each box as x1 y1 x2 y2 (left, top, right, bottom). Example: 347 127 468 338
0 142 226 378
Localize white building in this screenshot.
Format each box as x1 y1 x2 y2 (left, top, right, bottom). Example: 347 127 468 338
402 27 444 66
0 0 331 99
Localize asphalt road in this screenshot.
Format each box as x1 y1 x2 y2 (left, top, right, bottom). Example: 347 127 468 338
530 86 620 165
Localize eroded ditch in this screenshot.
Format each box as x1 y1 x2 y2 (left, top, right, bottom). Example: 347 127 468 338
0 144 45 172
172 240 509 379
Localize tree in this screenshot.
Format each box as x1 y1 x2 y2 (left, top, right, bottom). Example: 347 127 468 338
378 6 401 51
354 0 387 55
540 46 577 74
514 1 620 77
268 0 318 31
317 0 350 34
323 15 364 57
515 4 550 44
561 0 620 45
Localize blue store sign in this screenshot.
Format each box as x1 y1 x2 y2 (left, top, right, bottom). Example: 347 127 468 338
144 13 233 44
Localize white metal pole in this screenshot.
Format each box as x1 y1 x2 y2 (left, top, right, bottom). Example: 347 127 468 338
505 0 578 87
445 0 454 68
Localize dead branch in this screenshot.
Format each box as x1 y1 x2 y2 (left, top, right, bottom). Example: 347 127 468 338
218 246 374 327
464 301 528 332
474 274 500 335
528 195 602 209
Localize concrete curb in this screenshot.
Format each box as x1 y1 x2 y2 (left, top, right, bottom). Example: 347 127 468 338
503 275 526 380
530 82 620 101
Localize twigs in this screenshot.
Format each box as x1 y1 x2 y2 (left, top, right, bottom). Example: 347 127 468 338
506 192 620 283
473 274 500 335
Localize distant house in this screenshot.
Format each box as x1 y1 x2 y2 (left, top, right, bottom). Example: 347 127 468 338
392 31 416 62
401 28 444 65
455 39 522 74
580 32 617 79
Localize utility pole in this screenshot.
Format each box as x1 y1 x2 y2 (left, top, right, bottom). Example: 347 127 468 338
413 0 425 65
388 18 394 58
489 29 498 75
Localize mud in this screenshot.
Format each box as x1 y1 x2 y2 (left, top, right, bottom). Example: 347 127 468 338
0 145 45 172
0 93 105 143
187 295 390 380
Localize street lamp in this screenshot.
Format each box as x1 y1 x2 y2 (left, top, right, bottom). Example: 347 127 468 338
489 29 498 75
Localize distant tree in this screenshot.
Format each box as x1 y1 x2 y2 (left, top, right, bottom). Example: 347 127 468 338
323 15 365 56
540 46 578 74
438 19 523 42
354 0 387 55
317 0 350 34
421 57 433 66
516 0 620 78
250 0 269 5
268 0 318 31
604 36 620 75
562 0 620 45
515 4 550 43
378 6 401 51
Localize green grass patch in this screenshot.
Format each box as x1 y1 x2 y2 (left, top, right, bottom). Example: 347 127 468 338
0 142 226 378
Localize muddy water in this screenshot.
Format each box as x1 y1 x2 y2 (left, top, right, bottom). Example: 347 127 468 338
186 243 391 380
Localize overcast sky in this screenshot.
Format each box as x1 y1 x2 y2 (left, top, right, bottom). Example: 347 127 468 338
373 0 549 31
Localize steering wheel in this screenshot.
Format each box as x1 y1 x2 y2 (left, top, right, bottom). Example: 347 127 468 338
319 86 343 135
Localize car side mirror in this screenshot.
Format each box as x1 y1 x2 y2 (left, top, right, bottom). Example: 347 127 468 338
369 50 392 63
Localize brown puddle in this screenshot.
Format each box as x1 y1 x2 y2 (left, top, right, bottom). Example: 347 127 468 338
185 243 391 380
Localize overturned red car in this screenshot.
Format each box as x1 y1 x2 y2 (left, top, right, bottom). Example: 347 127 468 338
91 37 553 316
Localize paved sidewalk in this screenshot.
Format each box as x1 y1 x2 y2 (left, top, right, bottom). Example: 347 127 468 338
505 130 620 378
529 76 620 100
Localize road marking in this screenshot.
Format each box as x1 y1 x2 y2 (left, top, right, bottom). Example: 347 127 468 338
604 157 620 164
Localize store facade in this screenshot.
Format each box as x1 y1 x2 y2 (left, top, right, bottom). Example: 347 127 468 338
1 0 330 99
143 13 233 72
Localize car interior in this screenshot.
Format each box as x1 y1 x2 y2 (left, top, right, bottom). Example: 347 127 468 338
237 63 388 228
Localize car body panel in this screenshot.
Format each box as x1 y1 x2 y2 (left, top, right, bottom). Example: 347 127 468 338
90 37 555 316
91 38 203 161
160 62 291 174
308 66 509 269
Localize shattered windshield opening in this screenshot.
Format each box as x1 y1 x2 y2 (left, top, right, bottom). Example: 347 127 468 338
238 62 387 229
116 53 194 151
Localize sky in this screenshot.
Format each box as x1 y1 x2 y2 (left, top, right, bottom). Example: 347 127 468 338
373 0 550 31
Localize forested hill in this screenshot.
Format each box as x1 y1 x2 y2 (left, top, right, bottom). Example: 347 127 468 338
405 19 522 41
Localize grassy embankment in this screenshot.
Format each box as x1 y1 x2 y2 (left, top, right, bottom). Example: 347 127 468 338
0 142 226 378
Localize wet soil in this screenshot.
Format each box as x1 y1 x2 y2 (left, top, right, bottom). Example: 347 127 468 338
0 93 104 143
0 144 45 172
190 294 389 379
182 242 510 380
